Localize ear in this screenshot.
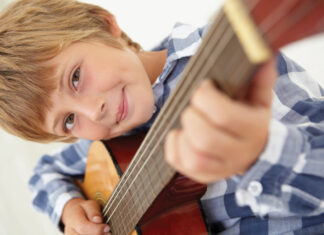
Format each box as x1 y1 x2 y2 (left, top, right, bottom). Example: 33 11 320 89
96 11 121 38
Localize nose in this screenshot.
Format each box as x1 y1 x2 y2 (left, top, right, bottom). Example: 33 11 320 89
77 96 106 122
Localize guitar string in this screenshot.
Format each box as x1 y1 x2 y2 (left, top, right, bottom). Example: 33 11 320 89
100 0 281 232
100 0 266 219
102 10 238 230
100 9 228 222
100 10 229 222
101 3 255 232
101 11 228 226
105 0 322 233
102 2 268 231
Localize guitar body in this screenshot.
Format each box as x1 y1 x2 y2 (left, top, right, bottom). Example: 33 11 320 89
78 134 208 235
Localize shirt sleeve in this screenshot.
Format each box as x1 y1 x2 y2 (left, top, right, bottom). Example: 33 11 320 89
235 53 324 217
28 139 92 229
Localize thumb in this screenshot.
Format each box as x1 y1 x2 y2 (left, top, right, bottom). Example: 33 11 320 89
248 57 278 107
81 200 103 223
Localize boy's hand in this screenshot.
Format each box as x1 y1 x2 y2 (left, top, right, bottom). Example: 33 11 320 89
62 198 111 235
165 59 277 183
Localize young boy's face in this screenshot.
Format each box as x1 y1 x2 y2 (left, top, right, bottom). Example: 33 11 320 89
43 41 155 140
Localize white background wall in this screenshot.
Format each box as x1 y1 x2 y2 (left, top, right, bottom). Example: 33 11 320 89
0 0 324 234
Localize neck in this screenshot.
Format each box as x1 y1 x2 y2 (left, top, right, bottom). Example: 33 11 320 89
137 49 167 84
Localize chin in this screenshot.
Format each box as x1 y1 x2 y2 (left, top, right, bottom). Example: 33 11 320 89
138 110 154 125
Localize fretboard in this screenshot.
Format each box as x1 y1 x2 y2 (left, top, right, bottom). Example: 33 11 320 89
101 0 324 234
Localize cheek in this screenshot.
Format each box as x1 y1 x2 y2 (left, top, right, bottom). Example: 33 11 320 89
82 62 107 93
128 89 155 125
74 120 110 140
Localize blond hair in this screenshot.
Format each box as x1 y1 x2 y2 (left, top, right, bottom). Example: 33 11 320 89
0 0 141 143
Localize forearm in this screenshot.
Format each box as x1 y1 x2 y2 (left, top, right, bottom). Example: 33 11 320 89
30 175 84 227
28 139 91 229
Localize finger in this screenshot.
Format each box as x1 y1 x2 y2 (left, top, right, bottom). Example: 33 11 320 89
65 227 111 235
81 200 103 223
164 129 180 169
247 58 278 107
165 129 226 183
82 200 111 234
72 205 109 235
191 80 254 135
64 227 79 235
180 106 239 158
182 104 268 175
179 130 231 182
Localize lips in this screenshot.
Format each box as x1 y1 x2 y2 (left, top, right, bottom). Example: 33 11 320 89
116 87 128 123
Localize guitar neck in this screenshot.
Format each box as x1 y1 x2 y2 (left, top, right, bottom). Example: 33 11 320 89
102 1 324 234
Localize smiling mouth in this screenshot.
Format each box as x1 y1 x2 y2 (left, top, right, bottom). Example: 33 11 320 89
116 87 128 124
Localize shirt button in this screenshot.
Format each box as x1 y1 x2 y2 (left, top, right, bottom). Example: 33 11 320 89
247 181 263 197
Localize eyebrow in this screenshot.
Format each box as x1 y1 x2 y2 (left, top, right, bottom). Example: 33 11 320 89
52 115 61 134
58 63 66 92
50 63 67 133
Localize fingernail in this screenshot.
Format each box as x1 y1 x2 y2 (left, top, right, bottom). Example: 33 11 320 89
92 216 102 223
104 225 110 233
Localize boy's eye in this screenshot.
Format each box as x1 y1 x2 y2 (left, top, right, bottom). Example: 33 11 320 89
71 68 80 88
64 113 75 131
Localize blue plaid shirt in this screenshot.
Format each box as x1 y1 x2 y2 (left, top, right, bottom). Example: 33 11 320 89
29 23 324 234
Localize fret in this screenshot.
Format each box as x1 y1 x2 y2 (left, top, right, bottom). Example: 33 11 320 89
125 195 139 227
116 213 126 234
119 189 130 227
123 213 133 235
125 186 141 225
109 216 121 235
148 174 157 199
124 199 134 228
124 186 135 208
137 186 150 211
125 135 156 171
102 182 121 217
146 159 160 198
133 195 145 221
131 183 146 213
153 163 164 192
141 165 151 198
114 182 130 213
116 189 136 224
151 160 164 194
119 217 128 235
104 160 141 215
106 161 174 234
109 199 134 234
143 178 153 207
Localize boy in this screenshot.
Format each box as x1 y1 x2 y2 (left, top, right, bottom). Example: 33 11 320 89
1 0 324 234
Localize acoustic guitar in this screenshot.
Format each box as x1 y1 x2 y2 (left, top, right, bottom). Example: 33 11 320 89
77 0 324 234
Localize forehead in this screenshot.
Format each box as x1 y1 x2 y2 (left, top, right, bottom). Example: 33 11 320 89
48 41 103 68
